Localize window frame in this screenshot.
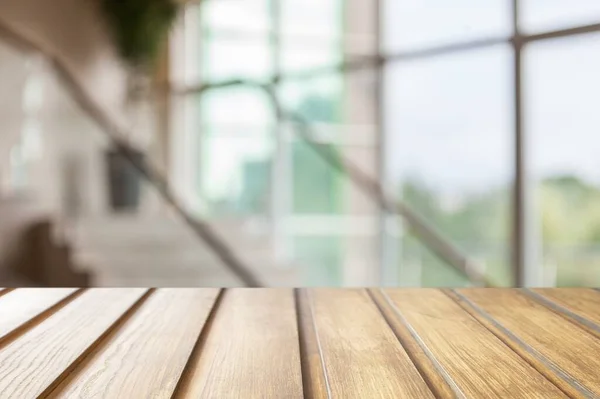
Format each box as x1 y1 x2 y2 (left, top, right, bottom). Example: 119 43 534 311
380 0 600 287
176 0 600 287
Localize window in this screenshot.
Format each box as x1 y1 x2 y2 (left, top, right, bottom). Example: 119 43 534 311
199 1 274 218
383 0 510 52
193 0 356 285
384 46 513 286
526 33 600 286
201 0 271 35
278 78 344 215
198 88 275 218
178 0 600 287
382 0 600 287
521 1 600 33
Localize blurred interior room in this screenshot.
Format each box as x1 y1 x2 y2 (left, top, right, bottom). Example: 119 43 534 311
1 0 600 288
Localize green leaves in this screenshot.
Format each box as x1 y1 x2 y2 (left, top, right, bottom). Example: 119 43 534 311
100 0 180 68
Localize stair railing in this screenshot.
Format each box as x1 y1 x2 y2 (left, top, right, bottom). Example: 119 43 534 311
0 17 496 288
0 19 263 287
179 80 494 287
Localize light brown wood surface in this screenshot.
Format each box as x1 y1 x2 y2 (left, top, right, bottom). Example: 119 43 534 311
530 288 600 337
0 288 599 398
49 289 220 398
308 289 434 398
379 288 566 398
0 288 78 343
175 288 304 399
0 288 148 398
451 288 600 398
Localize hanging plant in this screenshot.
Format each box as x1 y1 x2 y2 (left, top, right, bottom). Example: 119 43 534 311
99 0 183 200
100 0 182 69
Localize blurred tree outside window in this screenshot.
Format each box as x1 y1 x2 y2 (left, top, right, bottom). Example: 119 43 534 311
197 0 346 284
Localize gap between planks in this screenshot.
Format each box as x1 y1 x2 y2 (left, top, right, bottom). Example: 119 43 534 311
0 288 85 350
295 288 332 399
41 289 155 398
170 289 226 397
521 288 600 340
45 288 221 398
296 289 435 398
296 288 458 399
173 289 303 398
367 289 461 399
443 288 600 398
3 288 599 399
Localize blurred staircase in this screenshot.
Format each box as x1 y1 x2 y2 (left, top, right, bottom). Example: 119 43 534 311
72 214 300 287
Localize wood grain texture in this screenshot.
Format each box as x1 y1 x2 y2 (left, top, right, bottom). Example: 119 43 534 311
48 288 220 398
368 289 456 399
1 288 600 397
296 289 330 399
0 288 79 343
452 288 600 398
0 289 148 398
309 289 435 399
379 288 566 398
529 288 600 337
174 288 303 399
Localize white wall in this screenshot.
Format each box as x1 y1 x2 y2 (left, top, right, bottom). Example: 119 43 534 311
0 0 161 217
0 43 28 193
0 0 128 124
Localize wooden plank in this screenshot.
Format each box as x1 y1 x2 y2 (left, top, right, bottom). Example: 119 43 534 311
528 288 600 338
376 288 566 398
295 289 331 399
369 289 456 399
174 288 303 399
48 289 221 398
0 288 79 343
308 289 434 398
451 288 600 398
0 288 148 398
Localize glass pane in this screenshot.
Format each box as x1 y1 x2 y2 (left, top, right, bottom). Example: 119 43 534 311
292 141 343 214
293 235 343 285
200 87 274 126
384 45 513 287
521 0 600 33
200 128 274 217
280 0 343 75
280 77 377 217
203 37 272 81
402 236 472 287
525 33 600 287
202 0 271 35
292 232 380 286
278 77 343 113
281 0 343 38
383 0 511 52
280 42 341 75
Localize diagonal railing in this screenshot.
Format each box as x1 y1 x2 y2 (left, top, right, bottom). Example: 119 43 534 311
178 80 495 287
0 19 263 287
0 18 496 288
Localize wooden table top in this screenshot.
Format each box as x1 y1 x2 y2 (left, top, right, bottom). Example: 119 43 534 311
0 287 599 398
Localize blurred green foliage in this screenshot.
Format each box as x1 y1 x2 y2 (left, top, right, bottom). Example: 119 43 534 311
100 0 180 67
401 175 600 286
293 95 343 214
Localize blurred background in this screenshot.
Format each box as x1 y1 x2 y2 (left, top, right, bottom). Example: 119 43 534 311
1 0 600 288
